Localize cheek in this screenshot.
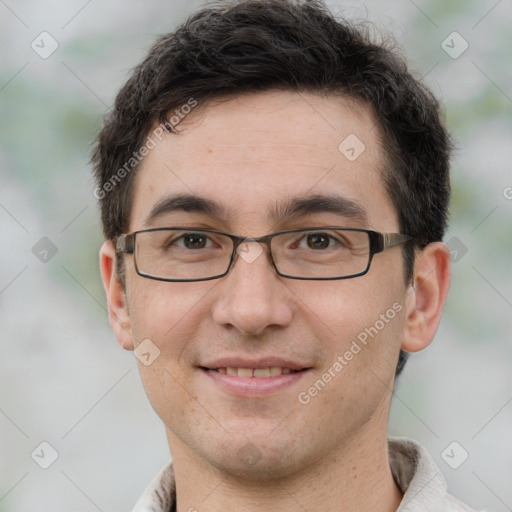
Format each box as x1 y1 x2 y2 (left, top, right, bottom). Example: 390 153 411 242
127 278 214 347
125 278 218 403
135 358 204 443
292 277 406 380
295 283 406 433
293 277 402 334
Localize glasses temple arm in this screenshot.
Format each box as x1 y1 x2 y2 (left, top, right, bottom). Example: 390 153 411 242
116 234 135 254
382 233 414 250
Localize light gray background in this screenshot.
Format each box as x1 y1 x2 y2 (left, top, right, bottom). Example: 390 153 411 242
1 0 511 510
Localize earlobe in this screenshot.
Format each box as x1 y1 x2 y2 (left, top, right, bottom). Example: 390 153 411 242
401 242 451 353
99 240 134 351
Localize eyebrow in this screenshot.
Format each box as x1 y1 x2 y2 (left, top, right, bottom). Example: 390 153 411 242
271 194 368 226
143 193 368 227
144 194 229 226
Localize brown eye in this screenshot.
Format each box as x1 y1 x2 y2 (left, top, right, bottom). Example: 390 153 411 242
306 233 331 249
182 233 208 249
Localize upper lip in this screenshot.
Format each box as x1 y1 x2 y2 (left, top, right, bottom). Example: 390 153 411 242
200 357 310 371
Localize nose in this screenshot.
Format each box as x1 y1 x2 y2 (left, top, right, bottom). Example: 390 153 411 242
211 240 293 336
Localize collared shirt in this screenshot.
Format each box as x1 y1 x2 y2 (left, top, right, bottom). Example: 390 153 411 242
132 437 478 512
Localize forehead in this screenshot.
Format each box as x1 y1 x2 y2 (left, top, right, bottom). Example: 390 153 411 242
130 90 398 232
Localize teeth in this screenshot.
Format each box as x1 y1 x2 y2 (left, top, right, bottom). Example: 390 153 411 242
237 367 253 378
214 366 298 377
269 366 282 376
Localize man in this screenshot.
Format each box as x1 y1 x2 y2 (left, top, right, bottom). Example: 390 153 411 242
92 0 478 510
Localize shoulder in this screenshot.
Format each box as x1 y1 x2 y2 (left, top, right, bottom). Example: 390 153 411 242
389 437 481 512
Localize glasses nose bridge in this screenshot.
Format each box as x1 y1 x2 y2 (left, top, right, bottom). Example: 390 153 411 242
228 233 276 273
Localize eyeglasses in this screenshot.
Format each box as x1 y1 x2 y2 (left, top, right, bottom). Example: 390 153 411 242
116 227 414 282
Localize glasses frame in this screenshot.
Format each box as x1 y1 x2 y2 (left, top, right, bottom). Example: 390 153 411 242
116 226 414 282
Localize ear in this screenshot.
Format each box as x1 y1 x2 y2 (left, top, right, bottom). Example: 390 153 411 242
99 240 134 351
401 242 451 353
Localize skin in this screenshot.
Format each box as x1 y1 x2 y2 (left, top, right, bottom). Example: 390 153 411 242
100 90 450 512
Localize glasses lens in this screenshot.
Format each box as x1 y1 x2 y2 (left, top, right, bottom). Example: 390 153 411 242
271 229 371 278
134 229 233 280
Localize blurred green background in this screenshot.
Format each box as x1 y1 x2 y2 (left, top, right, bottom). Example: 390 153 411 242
1 0 511 510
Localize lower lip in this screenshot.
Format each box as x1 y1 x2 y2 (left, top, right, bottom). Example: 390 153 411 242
201 368 310 397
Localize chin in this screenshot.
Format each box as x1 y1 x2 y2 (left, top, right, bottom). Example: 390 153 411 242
203 434 309 483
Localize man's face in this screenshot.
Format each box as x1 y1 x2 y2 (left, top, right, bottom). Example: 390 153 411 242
121 91 409 477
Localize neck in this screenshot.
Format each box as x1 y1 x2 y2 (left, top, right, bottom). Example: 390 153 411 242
168 425 403 512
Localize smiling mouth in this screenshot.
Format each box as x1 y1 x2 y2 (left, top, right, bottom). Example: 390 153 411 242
200 366 306 377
